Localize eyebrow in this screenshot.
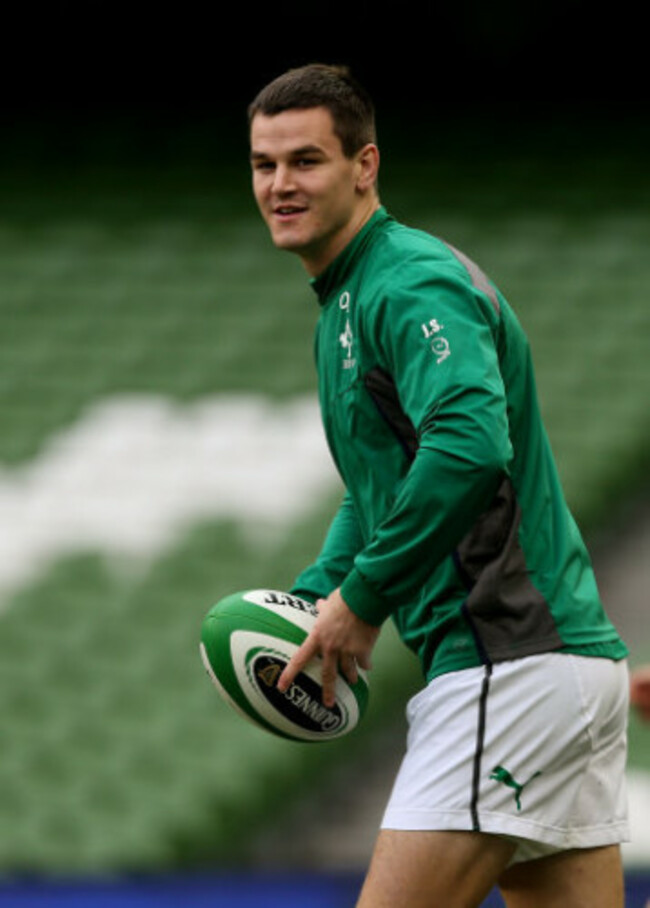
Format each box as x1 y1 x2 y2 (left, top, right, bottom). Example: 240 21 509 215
250 144 327 162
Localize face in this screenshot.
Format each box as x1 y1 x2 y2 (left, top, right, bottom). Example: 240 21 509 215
250 107 379 276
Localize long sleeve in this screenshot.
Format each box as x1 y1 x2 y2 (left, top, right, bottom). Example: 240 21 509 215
340 260 512 625
290 490 365 604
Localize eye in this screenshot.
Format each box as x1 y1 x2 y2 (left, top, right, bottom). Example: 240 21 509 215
252 159 275 173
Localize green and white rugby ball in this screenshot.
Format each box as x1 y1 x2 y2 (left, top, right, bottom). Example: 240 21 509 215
200 589 369 742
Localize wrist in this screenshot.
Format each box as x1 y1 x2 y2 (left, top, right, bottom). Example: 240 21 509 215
340 568 391 627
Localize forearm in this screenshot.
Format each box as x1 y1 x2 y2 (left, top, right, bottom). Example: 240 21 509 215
291 491 365 603
341 424 508 626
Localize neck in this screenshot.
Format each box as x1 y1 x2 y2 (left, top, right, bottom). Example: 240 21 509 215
303 196 381 277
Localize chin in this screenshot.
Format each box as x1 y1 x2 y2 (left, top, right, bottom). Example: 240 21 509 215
271 230 310 255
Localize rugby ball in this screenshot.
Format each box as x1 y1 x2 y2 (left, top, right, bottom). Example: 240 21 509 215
200 589 369 742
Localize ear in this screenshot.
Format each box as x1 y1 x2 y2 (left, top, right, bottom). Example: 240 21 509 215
355 143 380 193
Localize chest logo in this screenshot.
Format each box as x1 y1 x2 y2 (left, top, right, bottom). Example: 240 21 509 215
339 319 356 369
338 291 356 370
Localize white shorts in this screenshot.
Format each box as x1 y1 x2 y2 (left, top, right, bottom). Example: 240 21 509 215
381 653 630 865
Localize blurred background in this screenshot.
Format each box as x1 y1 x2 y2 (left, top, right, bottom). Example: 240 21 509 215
0 2 648 905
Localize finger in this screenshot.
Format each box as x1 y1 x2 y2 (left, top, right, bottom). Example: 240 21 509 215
320 650 339 709
339 653 358 687
277 636 318 692
357 652 373 672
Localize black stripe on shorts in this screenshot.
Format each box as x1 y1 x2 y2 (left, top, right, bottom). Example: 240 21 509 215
470 663 493 832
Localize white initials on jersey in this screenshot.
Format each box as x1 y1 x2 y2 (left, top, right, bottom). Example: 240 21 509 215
421 318 451 364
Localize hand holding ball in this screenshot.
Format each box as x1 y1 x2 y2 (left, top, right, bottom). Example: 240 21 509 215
200 589 370 742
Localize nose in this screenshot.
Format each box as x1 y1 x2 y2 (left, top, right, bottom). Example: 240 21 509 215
272 164 296 195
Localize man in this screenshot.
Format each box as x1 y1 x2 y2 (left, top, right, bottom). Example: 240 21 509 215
248 63 630 907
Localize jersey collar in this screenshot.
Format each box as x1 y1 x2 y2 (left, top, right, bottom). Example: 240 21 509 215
310 206 391 304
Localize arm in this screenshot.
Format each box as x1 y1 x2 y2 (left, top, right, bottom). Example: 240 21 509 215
289 490 365 603
282 493 377 708
342 258 511 625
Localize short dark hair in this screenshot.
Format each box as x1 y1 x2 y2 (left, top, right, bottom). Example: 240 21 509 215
248 63 376 158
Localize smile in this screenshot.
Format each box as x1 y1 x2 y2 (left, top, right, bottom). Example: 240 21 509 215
273 205 307 219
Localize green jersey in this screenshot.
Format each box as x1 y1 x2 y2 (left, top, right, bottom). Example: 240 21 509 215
291 207 627 680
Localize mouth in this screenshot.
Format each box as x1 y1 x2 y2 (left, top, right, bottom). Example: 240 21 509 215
272 204 307 221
